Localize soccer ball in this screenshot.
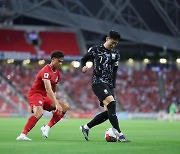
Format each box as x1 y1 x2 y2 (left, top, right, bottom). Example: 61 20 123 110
104 128 118 142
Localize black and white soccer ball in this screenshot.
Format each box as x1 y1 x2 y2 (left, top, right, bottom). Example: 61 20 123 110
104 128 118 142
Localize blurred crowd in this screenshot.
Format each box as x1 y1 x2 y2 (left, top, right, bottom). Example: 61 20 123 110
0 64 179 115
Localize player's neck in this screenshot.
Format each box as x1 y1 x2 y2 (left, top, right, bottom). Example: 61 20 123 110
49 64 56 72
103 43 111 51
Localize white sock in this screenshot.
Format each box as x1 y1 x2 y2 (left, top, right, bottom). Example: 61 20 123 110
45 125 50 130
20 133 26 136
84 124 89 130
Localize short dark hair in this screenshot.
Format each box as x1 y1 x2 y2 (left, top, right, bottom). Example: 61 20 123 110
108 30 121 41
51 50 64 59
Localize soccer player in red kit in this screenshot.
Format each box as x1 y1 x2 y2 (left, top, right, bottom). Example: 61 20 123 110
16 51 69 141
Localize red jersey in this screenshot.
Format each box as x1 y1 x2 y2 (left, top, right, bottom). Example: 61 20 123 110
28 64 61 97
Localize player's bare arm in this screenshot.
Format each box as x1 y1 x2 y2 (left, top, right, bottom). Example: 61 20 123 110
52 84 58 96
43 79 62 112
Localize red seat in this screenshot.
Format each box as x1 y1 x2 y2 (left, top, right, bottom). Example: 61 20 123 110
0 29 36 54
39 31 80 55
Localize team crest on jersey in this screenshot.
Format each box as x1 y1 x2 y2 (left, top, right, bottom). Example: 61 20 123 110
44 73 49 79
112 53 116 59
104 89 108 94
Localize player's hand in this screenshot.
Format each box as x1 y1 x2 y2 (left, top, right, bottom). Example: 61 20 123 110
55 103 63 114
82 66 89 73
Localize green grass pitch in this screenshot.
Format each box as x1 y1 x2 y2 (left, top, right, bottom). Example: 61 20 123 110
0 118 180 154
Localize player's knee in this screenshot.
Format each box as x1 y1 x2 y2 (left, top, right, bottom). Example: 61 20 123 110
63 103 69 112
103 95 115 106
107 101 116 110
33 107 43 119
34 112 43 119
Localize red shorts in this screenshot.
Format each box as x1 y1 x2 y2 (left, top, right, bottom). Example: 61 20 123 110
28 93 54 112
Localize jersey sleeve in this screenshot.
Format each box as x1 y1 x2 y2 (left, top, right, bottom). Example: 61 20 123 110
41 67 51 80
112 51 120 88
114 51 120 67
81 46 94 67
57 71 61 83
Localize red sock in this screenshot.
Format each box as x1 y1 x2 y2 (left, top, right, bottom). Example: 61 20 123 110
22 115 39 135
47 111 65 128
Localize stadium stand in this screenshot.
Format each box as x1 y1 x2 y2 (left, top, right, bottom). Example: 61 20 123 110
61 67 179 113
61 68 100 111
0 63 179 115
163 70 180 105
0 80 17 116
115 69 160 112
0 67 30 116
0 29 81 58
0 29 36 54
39 31 80 55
